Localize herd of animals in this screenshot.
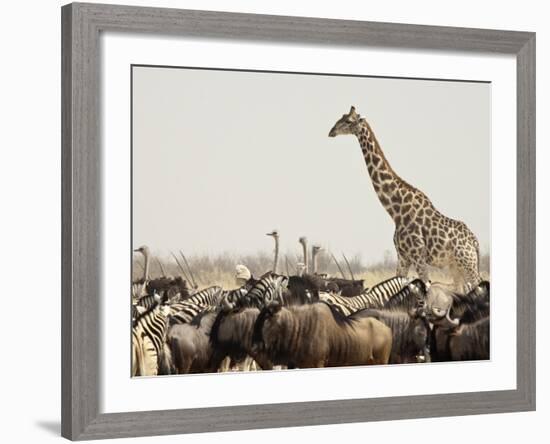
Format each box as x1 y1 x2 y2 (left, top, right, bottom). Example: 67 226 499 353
131 106 490 376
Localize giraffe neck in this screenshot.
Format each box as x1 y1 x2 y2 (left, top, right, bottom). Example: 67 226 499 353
356 122 404 221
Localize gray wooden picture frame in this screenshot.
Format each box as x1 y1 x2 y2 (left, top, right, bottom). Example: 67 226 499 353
61 2 536 440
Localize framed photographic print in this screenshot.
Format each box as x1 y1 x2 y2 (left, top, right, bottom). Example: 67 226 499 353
61 2 535 440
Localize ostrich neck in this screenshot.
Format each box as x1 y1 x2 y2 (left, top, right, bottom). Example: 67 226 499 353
301 243 309 273
356 123 404 221
273 238 279 274
312 249 318 274
143 252 150 282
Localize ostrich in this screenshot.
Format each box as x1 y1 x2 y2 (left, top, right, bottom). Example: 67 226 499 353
266 230 280 274
134 245 151 297
298 236 309 274
311 245 323 275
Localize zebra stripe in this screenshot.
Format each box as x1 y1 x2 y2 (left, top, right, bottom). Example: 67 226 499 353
382 279 426 312
320 276 409 316
220 287 249 307
169 285 224 324
363 276 409 307
134 292 161 310
169 302 204 324
182 285 223 306
240 274 288 308
132 304 170 376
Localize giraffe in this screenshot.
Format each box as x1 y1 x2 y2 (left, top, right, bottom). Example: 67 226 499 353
328 106 481 291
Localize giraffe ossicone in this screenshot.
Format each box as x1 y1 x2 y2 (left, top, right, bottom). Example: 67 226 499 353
329 106 482 291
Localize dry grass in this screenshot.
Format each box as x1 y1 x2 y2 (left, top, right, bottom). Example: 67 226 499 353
133 250 490 290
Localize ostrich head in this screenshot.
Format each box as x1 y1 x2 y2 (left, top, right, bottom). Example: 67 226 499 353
266 230 279 239
298 236 307 247
133 245 150 257
328 106 363 137
312 245 323 255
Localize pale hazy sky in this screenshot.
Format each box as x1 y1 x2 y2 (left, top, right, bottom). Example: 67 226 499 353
132 66 490 262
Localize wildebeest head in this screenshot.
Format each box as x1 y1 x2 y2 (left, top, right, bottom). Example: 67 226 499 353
408 307 432 363
473 281 490 311
425 284 459 328
252 301 283 347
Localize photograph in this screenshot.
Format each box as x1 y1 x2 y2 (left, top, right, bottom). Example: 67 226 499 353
130 65 491 376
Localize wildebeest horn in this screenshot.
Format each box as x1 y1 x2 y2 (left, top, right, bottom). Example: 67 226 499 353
342 253 355 281
445 309 459 327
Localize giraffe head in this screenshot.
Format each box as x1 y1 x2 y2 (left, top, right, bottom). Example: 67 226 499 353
328 106 363 137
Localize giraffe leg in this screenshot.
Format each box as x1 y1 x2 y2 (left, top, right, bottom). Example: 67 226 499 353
394 230 411 278
450 263 467 293
414 261 429 283
408 240 430 283
396 255 411 278
454 249 481 291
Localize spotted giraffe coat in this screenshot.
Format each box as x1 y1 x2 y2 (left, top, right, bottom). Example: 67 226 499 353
329 106 481 290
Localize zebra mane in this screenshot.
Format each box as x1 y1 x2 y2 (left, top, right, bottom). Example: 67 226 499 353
132 300 164 328
368 275 409 292
383 278 426 312
321 301 356 327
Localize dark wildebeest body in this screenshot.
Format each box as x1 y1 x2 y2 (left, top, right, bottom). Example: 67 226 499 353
209 307 273 371
147 276 191 302
325 277 365 296
448 281 490 324
254 302 392 368
286 275 321 303
351 308 430 364
167 309 217 373
432 317 490 362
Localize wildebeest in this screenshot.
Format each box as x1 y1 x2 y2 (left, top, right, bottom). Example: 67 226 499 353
167 308 218 374
351 307 431 364
324 277 365 296
320 276 410 316
425 280 490 326
286 274 322 303
253 301 392 368
209 306 273 371
348 279 431 364
448 281 490 323
431 317 490 361
146 276 191 302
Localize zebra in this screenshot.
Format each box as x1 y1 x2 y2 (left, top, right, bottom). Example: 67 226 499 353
134 292 162 310
169 285 224 324
222 273 289 310
362 276 411 307
132 303 172 376
382 278 428 312
319 276 410 316
220 287 249 310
